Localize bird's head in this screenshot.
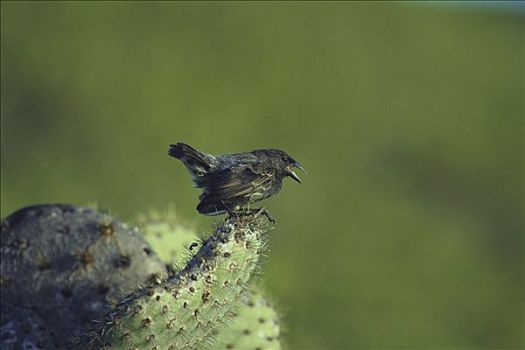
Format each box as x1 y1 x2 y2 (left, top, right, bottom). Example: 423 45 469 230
259 149 306 183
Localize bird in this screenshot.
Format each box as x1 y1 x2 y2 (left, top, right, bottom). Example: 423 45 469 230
168 142 305 215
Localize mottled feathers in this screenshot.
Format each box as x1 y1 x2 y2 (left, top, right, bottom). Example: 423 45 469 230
169 143 304 215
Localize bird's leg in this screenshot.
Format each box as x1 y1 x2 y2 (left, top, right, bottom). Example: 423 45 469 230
221 201 274 224
221 201 246 218
251 207 275 225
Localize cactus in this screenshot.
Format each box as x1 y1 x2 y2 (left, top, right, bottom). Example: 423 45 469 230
213 289 281 350
136 210 282 350
1 204 282 349
135 209 200 268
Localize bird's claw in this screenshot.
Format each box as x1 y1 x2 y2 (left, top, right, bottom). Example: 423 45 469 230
225 206 275 225
254 208 275 225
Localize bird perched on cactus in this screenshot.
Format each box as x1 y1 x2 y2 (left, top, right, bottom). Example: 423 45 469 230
169 142 305 215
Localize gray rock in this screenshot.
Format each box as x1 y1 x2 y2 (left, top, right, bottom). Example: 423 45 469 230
1 204 168 349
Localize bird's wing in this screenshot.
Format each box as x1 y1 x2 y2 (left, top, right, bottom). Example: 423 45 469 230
201 166 274 201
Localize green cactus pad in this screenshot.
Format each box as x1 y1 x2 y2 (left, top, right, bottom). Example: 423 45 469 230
214 289 281 350
93 211 272 349
136 209 200 267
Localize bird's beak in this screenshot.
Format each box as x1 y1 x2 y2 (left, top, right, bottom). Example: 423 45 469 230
288 169 301 183
294 162 307 175
288 162 305 184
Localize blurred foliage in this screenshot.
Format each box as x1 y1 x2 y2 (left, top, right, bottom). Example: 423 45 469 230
1 2 523 349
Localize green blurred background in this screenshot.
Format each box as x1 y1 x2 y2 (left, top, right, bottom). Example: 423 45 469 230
1 2 523 349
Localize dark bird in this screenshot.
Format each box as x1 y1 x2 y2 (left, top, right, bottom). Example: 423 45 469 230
168 142 305 215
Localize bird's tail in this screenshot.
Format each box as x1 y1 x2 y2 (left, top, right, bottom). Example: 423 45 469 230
169 143 215 172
